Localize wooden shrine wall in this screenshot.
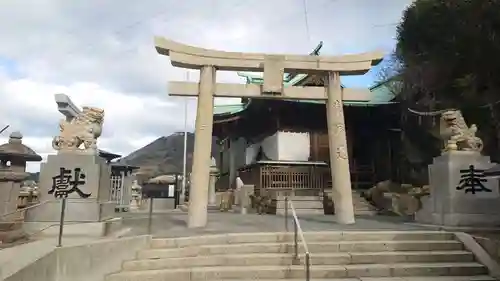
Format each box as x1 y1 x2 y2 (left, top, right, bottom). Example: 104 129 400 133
309 129 354 164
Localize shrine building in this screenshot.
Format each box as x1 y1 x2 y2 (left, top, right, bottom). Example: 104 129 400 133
212 42 401 209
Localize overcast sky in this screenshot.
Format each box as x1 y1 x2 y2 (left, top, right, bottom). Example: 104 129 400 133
0 0 412 172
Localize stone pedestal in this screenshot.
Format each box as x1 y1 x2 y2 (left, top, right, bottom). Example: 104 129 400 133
415 151 500 227
25 153 116 222
143 198 176 211
208 165 218 207
129 198 139 211
130 180 142 211
234 177 244 206
0 172 29 221
239 184 254 214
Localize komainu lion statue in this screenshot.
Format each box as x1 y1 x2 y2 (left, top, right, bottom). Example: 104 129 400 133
52 106 105 152
408 108 483 153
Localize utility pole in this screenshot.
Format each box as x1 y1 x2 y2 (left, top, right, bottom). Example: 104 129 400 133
180 72 189 204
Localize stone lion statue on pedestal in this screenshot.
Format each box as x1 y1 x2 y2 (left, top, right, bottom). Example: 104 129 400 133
408 108 483 153
52 106 105 153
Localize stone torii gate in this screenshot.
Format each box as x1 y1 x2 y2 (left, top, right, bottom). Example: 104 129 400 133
154 37 383 228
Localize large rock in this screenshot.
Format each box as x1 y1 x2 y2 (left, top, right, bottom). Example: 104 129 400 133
364 180 430 216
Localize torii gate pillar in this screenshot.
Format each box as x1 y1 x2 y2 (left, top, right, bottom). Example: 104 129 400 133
188 66 215 228
326 72 355 224
154 37 383 228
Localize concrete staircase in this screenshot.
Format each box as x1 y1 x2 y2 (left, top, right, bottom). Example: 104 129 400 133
352 190 378 215
105 231 497 280
275 196 324 215
322 190 378 215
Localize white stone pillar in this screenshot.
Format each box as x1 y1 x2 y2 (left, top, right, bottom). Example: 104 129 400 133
240 184 254 215
188 66 215 228
326 71 355 224
234 176 244 206
228 139 236 189
208 166 218 206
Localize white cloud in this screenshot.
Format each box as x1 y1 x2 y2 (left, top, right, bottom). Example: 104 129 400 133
0 0 413 173
0 73 237 172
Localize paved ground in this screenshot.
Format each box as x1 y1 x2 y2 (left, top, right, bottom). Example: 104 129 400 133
120 210 431 238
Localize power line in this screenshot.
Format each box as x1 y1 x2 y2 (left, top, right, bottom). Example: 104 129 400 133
303 0 311 43
53 1 247 72
57 8 177 59
12 1 400 75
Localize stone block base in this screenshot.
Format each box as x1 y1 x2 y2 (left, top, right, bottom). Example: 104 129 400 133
416 210 500 227
415 152 500 227
144 198 176 211
23 217 122 237
178 203 189 212
24 200 116 222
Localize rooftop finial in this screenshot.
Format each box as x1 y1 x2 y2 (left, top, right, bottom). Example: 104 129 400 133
9 131 23 144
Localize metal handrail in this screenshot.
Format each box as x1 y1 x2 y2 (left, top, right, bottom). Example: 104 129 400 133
284 197 311 281
0 198 159 247
0 200 51 219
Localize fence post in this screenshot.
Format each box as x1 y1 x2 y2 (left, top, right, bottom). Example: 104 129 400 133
57 197 67 247
284 197 288 231
305 252 311 281
293 219 298 260
147 197 154 235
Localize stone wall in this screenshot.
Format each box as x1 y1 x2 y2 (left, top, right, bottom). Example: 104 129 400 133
473 235 500 263
3 235 150 281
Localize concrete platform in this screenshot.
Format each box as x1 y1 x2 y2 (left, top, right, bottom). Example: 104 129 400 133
119 211 428 238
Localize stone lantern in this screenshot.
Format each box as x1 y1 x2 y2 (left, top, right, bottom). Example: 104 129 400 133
19 181 39 208
144 174 179 211
0 132 42 220
130 179 143 210
208 157 219 207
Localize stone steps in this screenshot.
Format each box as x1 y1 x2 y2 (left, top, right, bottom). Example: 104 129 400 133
138 240 464 259
148 231 456 248
106 263 488 280
105 231 495 281
276 208 324 215
351 190 378 215
276 200 323 209
321 190 378 215
124 251 474 271
276 196 321 201
183 275 496 281
275 196 323 215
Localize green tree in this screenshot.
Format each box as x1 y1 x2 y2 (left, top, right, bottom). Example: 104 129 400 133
392 0 500 159
396 0 500 107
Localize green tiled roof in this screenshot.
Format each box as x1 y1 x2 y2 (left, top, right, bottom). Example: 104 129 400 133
213 103 247 116
238 41 324 87
213 80 396 116
238 72 310 87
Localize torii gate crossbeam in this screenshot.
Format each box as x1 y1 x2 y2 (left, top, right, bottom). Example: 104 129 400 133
154 36 384 228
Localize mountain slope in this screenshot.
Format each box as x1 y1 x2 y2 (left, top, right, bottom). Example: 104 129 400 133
120 133 218 177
